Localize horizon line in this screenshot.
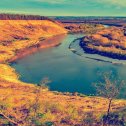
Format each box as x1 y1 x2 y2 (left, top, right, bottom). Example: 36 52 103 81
0 13 126 17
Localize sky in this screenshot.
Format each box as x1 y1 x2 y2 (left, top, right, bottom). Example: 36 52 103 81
0 0 126 16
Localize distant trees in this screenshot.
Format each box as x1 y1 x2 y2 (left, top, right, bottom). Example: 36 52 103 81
94 72 125 125
0 13 55 22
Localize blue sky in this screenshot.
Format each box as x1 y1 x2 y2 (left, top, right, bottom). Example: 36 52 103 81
0 0 126 16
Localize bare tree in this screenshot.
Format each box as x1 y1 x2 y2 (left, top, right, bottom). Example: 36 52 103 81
94 72 125 125
30 77 51 125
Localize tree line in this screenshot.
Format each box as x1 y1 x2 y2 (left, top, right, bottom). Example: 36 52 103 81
0 13 54 21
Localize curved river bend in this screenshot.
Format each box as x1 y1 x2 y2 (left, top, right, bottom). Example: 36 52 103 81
11 34 126 98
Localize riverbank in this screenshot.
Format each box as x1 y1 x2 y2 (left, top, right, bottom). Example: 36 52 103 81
80 27 126 60
80 39 126 60
0 20 67 87
0 20 67 63
8 34 66 62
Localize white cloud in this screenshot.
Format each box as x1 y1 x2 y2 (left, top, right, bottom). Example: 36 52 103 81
31 0 126 7
35 0 68 4
96 0 126 7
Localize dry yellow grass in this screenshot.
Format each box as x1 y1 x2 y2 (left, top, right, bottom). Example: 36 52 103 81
82 27 126 59
0 20 126 125
0 20 67 62
0 63 126 116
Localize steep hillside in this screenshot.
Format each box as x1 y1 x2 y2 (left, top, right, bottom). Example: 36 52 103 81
0 20 67 62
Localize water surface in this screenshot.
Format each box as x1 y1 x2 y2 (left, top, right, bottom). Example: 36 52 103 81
11 34 126 98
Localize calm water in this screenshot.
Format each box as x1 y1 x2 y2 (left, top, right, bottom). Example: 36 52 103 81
11 34 126 98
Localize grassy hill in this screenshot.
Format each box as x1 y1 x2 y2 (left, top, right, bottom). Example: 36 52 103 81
0 20 67 63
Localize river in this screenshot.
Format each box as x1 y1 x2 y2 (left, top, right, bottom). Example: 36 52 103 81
11 34 126 98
